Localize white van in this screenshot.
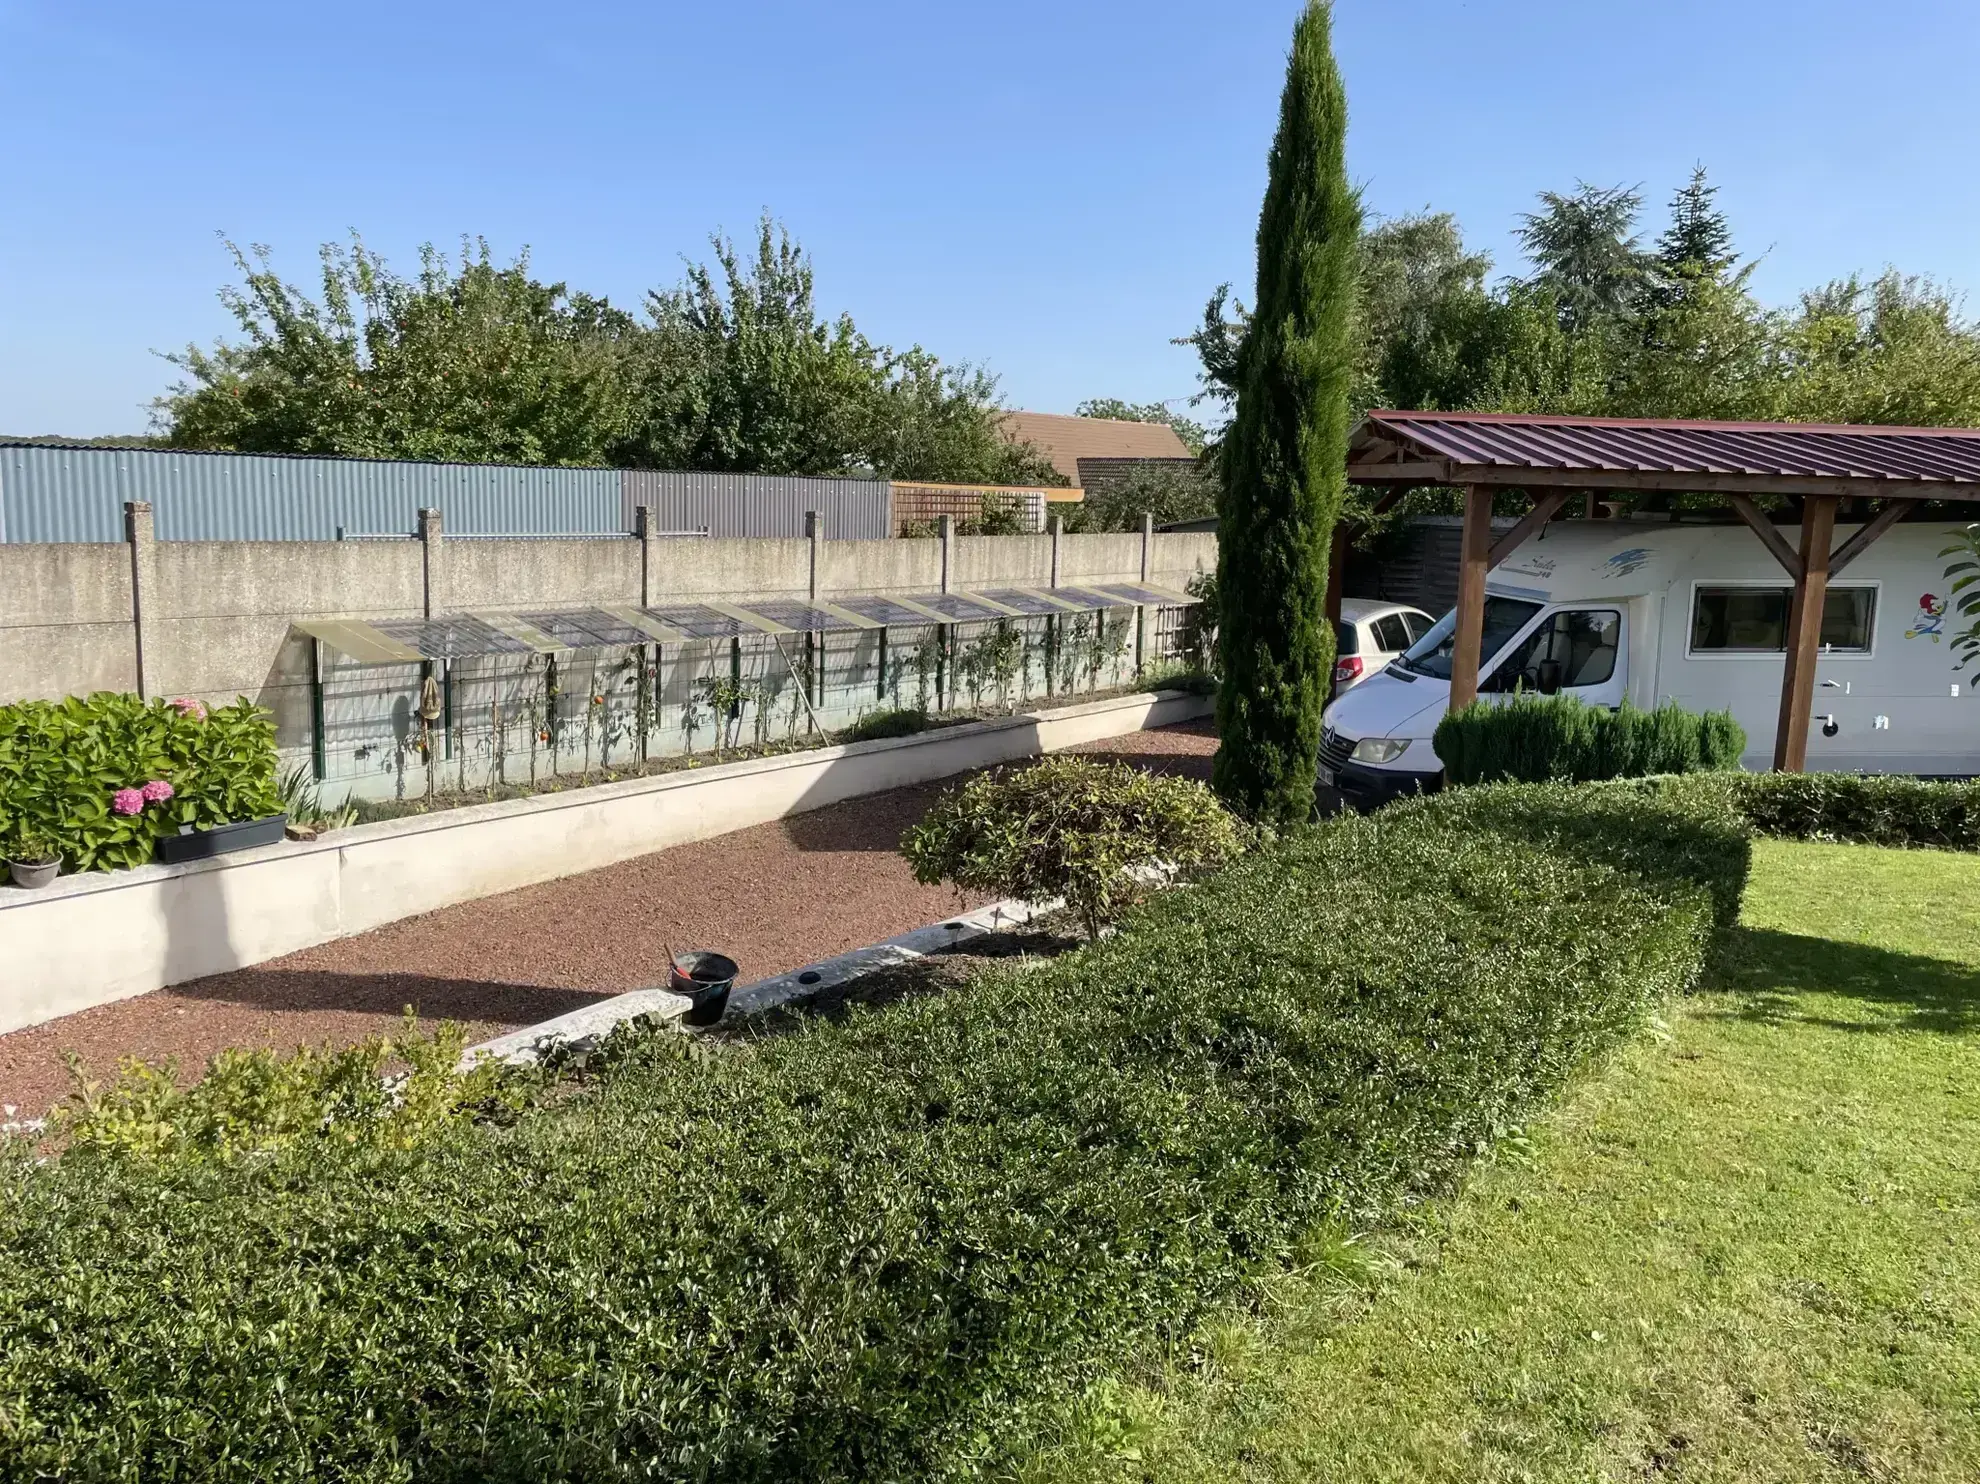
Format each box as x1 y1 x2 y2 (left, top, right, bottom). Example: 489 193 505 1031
1318 518 1978 808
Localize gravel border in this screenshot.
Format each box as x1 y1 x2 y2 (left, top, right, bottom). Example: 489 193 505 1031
0 719 1217 1118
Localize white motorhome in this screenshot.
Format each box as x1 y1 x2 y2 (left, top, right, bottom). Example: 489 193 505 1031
1320 518 1977 807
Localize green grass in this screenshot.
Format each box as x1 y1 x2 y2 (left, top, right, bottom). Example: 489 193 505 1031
1028 840 1980 1483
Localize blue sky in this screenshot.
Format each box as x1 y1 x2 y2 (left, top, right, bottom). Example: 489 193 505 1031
3 0 1976 436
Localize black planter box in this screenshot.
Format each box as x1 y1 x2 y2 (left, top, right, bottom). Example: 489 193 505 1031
154 814 289 865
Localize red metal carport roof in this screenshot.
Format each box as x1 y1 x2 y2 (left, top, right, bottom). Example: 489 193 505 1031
1348 410 1980 495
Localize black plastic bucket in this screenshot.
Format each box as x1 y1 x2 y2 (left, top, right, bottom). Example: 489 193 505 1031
670 950 739 1027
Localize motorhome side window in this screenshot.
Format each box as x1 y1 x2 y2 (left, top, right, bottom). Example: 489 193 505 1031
1483 609 1621 693
1689 586 1876 653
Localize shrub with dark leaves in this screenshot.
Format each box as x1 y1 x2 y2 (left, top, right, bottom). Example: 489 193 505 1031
1435 694 1746 787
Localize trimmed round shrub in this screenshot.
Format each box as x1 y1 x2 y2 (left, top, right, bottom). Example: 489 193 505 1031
900 755 1246 934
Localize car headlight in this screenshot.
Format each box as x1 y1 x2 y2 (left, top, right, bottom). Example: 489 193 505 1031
1350 737 1412 764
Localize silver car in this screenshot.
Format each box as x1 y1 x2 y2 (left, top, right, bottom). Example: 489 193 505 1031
1334 598 1436 696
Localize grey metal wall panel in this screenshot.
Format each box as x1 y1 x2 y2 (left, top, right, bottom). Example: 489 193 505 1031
0 446 621 543
619 470 891 540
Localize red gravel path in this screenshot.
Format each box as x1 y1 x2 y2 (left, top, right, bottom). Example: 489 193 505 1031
0 720 1217 1118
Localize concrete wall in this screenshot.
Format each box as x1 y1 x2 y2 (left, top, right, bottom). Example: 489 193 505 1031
1 522 1218 705
0 542 136 701
0 515 1219 800
0 688 1213 1034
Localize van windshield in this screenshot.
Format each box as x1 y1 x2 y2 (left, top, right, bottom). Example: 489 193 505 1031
1396 597 1544 680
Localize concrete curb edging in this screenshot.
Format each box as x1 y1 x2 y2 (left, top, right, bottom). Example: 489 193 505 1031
0 688 1210 1036
463 895 1060 1067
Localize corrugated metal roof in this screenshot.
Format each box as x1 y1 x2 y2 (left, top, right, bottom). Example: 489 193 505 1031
1351 410 1980 493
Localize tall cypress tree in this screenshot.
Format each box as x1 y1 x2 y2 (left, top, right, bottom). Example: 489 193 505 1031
1211 1 1361 824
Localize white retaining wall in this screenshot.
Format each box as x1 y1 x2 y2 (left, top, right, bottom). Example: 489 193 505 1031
0 689 1212 1035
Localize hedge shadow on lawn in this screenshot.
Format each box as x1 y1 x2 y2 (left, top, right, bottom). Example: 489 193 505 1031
1702 925 1980 1036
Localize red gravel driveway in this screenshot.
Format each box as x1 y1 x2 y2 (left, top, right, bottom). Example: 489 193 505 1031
0 719 1217 1118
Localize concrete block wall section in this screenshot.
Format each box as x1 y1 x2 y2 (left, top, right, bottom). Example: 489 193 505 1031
0 510 1219 796
0 543 137 701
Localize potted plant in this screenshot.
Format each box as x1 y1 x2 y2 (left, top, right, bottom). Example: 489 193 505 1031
6 829 61 889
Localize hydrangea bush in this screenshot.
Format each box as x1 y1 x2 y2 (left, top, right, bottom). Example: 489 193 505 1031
0 693 281 872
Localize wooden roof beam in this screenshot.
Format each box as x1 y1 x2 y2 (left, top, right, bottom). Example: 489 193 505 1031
1827 500 1911 577
1727 493 1803 580
1487 491 1569 569
1435 465 1970 501
1343 460 1450 485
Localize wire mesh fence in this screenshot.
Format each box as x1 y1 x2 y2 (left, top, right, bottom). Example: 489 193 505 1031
309 606 1156 805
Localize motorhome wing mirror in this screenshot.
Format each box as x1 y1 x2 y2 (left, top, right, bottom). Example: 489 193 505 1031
1536 659 1564 695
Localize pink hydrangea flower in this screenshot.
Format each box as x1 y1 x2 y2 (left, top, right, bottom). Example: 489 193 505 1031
141 779 174 803
111 787 145 816
169 697 207 720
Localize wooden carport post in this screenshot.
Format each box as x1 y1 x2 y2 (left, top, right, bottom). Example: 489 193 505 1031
1447 485 1493 711
1773 495 1838 772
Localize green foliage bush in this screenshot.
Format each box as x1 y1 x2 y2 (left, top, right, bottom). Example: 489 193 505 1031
0 783 1741 1481
901 756 1246 935
0 693 281 872
835 706 931 744
1655 770 1980 853
1435 693 1746 787
1415 778 1753 931
56 1017 523 1163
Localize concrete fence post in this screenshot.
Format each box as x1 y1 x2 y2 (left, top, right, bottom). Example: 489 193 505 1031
417 507 444 619
805 510 822 600
1049 514 1063 588
939 513 955 594
1136 511 1154 675
636 504 656 606
123 500 159 698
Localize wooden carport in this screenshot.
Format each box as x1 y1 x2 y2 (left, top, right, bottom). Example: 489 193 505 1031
1340 411 1980 771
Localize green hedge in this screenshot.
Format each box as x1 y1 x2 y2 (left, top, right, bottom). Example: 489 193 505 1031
0 785 1745 1481
0 693 280 871
1655 770 1980 853
1435 693 1746 787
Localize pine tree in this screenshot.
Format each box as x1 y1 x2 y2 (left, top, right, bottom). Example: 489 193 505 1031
1656 166 1736 278
1647 166 1738 313
1516 183 1649 333
1211 1 1361 824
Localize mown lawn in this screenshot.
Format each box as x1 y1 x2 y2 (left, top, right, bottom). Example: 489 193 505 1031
1027 840 1980 1483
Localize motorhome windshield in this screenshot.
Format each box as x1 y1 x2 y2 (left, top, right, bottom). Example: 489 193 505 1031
1396 597 1543 680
